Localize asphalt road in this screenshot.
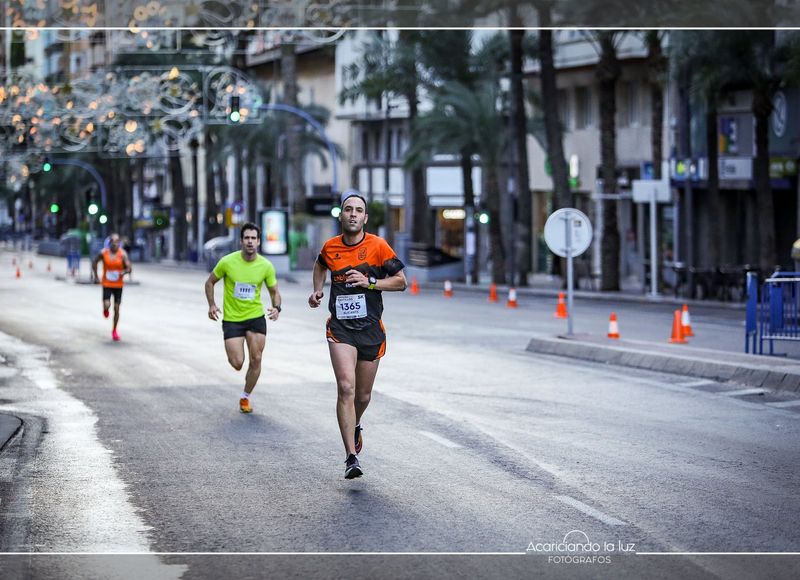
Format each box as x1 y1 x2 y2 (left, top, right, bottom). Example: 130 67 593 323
0 251 799 579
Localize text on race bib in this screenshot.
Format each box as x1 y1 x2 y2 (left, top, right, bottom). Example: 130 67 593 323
106 271 120 282
335 294 367 320
234 282 257 300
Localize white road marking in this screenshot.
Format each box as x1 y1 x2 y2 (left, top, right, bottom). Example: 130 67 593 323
720 388 766 397
0 331 186 577
765 400 800 408
556 495 628 527
677 380 718 388
418 430 462 449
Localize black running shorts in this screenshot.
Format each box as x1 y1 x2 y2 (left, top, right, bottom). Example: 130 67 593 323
326 320 386 361
222 316 267 340
102 287 123 303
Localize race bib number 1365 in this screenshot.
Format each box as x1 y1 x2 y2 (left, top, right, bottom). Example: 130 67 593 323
335 294 367 320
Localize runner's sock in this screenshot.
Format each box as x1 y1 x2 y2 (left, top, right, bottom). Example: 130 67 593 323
241 392 250 399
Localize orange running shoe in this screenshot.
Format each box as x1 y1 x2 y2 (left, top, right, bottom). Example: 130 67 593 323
239 397 252 413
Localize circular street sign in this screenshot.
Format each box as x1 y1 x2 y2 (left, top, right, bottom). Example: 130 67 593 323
543 208 593 258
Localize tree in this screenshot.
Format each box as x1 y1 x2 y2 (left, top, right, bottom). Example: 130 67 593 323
340 31 433 246
415 30 507 283
673 30 780 271
407 81 509 283
589 31 624 291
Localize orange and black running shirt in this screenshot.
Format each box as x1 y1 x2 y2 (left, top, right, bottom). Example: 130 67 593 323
101 248 127 289
318 233 404 337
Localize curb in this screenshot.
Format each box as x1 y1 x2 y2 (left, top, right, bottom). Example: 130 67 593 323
526 335 800 393
0 414 23 452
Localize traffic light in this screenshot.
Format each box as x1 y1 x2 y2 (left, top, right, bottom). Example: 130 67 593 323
152 208 170 229
98 214 108 225
330 207 342 218
478 210 490 225
49 203 60 214
88 202 99 216
43 157 52 172
228 95 241 124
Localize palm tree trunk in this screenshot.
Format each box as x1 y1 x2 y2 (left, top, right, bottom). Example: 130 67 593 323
461 148 479 284
510 28 531 286
754 89 776 271
539 27 571 211
169 152 187 260
282 41 304 216
247 153 258 224
204 133 218 240
539 20 571 280
705 96 721 266
597 32 621 291
485 166 506 284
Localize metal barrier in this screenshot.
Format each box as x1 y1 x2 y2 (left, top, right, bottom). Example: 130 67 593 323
755 271 800 355
745 271 758 353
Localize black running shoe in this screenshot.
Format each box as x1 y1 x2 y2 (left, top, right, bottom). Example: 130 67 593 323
354 423 363 455
344 454 363 479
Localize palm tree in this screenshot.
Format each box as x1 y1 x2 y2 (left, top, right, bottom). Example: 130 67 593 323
415 30 507 283
340 30 433 246
589 31 624 291
406 81 509 284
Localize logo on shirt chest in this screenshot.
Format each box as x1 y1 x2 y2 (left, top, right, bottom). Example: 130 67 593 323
358 248 367 261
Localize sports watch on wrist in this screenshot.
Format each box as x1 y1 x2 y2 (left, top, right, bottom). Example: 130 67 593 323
368 275 377 290
274 304 282 312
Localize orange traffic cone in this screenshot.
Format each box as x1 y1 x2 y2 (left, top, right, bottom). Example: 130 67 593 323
15 266 21 278
554 292 568 318
410 277 420 295
681 304 694 337
488 283 498 303
506 287 518 308
669 309 687 344
443 280 454 298
608 312 620 339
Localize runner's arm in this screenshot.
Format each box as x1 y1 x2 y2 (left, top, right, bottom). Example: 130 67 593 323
205 272 222 320
346 268 406 291
375 269 407 292
123 253 132 276
91 253 102 283
308 259 327 308
266 284 282 321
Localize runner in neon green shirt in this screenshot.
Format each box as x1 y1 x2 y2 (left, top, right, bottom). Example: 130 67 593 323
205 222 282 413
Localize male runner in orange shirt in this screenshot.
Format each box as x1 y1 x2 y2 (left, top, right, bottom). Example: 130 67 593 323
91 233 132 342
309 190 406 479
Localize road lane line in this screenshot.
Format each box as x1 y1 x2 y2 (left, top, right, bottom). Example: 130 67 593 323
720 388 766 397
556 495 627 527
677 380 719 388
418 430 462 449
765 400 800 408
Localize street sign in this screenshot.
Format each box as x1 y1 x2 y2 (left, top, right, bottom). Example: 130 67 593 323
543 208 593 258
631 179 671 203
544 208 593 337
